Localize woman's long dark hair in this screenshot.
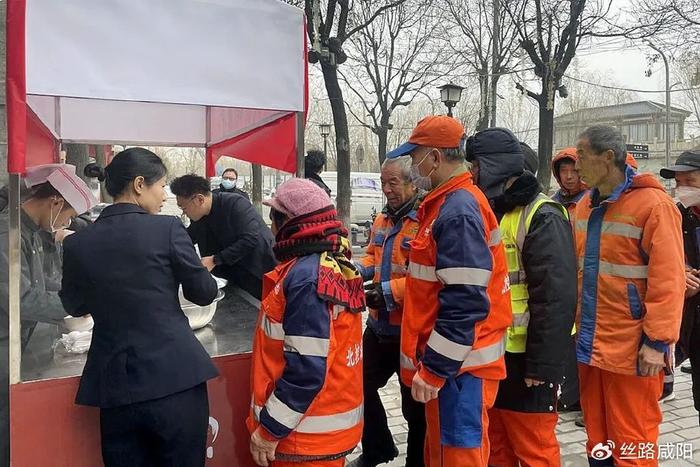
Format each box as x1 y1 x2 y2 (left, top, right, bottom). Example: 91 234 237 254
94 148 167 197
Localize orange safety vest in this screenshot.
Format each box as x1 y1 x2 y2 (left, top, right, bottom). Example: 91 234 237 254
574 169 685 375
399 171 512 388
358 207 419 336
247 256 363 458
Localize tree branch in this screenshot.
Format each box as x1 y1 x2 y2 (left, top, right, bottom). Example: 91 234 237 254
341 0 408 42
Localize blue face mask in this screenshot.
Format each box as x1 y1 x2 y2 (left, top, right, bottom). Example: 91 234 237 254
221 179 237 190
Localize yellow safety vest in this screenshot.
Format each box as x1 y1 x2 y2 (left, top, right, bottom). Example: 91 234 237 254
499 193 570 353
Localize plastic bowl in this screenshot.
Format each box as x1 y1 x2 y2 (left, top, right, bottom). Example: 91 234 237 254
63 315 94 333
180 290 224 330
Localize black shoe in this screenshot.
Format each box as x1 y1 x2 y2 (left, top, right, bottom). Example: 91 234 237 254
681 363 692 374
347 446 400 467
575 414 585 427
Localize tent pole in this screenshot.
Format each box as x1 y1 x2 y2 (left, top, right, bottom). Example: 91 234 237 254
296 111 305 177
8 174 22 385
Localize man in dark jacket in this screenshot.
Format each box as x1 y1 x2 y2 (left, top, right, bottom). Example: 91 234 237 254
467 128 577 466
305 149 332 197
661 148 700 424
171 175 276 300
213 168 250 201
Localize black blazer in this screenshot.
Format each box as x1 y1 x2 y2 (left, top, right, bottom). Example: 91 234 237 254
60 203 219 408
187 192 276 282
212 185 250 201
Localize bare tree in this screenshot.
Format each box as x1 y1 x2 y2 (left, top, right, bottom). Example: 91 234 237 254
341 1 449 164
674 51 700 135
633 0 699 44
300 0 407 226
503 0 660 189
444 0 521 130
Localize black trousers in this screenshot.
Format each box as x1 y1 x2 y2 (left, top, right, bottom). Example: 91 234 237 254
362 327 426 467
100 383 209 467
559 334 580 409
689 322 700 424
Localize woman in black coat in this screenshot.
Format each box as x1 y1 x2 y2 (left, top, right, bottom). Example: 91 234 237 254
59 148 219 467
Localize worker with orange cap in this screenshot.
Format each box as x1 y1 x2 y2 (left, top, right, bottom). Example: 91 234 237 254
388 115 512 467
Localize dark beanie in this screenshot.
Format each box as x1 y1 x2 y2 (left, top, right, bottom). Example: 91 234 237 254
466 127 524 200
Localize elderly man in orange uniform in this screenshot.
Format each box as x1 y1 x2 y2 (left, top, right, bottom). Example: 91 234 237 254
574 125 685 466
387 115 511 467
349 155 426 467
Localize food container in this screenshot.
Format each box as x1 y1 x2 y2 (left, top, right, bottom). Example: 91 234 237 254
181 290 224 330
179 276 227 330
62 315 94 333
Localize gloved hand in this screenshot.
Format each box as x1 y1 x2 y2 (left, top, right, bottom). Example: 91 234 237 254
364 282 386 310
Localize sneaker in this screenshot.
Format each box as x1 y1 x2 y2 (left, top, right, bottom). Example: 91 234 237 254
659 391 676 403
346 446 400 467
575 415 585 428
681 363 692 374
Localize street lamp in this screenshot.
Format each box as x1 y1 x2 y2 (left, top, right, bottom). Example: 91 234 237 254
438 83 464 117
319 123 331 171
644 40 671 172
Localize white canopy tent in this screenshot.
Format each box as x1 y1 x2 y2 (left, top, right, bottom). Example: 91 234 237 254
6 0 307 383
8 0 306 174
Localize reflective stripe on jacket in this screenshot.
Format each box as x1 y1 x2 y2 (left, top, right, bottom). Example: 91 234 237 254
399 171 512 389
357 209 419 336
247 254 363 458
500 194 569 353
574 167 685 375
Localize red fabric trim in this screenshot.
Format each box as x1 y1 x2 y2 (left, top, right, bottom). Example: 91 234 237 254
7 0 27 174
26 106 59 168
418 364 446 390
205 22 307 177
207 113 298 176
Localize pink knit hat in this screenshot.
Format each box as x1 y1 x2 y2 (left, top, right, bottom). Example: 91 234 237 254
263 178 332 219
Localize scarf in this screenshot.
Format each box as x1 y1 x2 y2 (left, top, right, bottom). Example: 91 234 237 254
490 171 541 219
274 206 365 313
384 194 418 225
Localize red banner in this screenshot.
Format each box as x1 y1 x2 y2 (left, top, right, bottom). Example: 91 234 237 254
6 0 28 174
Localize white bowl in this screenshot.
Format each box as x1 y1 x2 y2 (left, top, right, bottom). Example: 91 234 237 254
181 290 224 330
63 315 94 333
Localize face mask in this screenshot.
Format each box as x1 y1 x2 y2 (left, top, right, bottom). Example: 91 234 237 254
221 179 237 190
410 150 436 191
48 199 67 233
675 186 700 208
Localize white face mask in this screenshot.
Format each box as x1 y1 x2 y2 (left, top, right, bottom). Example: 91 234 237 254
410 149 436 191
221 179 237 190
675 186 700 208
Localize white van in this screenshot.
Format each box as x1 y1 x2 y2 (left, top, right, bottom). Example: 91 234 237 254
319 171 385 227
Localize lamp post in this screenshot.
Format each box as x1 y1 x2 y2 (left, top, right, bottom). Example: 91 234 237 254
438 83 464 117
644 40 671 171
319 123 331 171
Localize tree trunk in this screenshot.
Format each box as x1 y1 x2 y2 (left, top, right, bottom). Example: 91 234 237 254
536 97 555 191
94 145 112 203
476 72 490 131
65 144 89 181
489 74 500 128
321 61 352 228
377 116 389 165
490 0 500 128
